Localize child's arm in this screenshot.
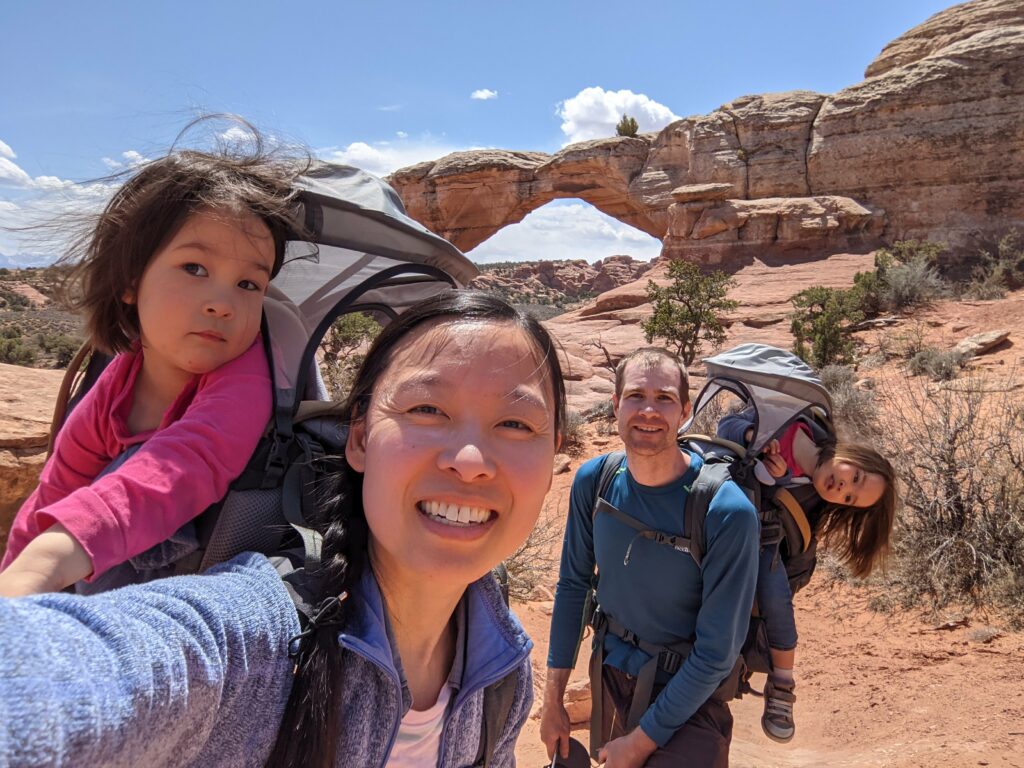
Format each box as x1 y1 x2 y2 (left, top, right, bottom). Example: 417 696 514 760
33 341 272 581
0 524 92 596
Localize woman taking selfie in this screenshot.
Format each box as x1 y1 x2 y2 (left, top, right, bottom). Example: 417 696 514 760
0 291 566 768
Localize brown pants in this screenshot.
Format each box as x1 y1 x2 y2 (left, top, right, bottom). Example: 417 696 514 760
600 664 733 768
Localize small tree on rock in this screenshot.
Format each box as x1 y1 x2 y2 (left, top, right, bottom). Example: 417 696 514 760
615 114 639 138
789 285 863 369
642 261 737 365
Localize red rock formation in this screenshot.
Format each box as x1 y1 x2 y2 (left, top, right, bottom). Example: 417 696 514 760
389 1 1024 264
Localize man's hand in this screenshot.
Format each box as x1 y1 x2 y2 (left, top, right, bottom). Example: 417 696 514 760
540 668 573 761
597 727 658 768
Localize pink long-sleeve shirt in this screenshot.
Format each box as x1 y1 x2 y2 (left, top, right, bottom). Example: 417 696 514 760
2 339 271 580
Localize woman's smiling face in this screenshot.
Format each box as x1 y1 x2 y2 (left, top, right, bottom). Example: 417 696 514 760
345 319 558 588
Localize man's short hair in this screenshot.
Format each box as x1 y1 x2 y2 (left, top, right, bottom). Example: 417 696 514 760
613 347 690 401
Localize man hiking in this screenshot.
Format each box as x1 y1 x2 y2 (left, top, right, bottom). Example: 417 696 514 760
541 347 759 768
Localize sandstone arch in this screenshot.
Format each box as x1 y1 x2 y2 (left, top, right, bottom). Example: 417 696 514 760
388 0 1024 264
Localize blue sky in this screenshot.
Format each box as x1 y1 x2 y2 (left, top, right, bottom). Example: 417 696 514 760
1 0 954 265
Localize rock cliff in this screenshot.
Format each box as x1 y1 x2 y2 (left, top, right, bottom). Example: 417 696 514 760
389 0 1024 264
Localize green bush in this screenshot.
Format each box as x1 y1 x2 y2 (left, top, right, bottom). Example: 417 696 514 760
965 230 1024 299
642 261 737 365
319 312 382 400
37 332 83 368
615 114 639 138
0 332 36 366
852 240 947 315
789 285 863 369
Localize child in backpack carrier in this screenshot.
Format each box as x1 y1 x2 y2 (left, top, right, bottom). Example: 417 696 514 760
717 408 897 744
0 140 302 597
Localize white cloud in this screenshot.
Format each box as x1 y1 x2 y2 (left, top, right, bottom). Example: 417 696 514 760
218 126 252 143
376 104 402 112
101 149 149 170
396 131 408 139
471 89 498 101
556 86 680 145
0 140 15 160
0 157 34 187
322 137 471 178
467 200 662 264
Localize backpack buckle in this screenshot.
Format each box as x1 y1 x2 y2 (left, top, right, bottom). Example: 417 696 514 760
659 649 682 675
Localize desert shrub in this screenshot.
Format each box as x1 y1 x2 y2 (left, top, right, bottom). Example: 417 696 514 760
615 114 639 138
583 399 615 422
818 364 878 439
907 347 968 381
37 332 83 368
964 230 1024 299
561 409 587 456
879 257 948 310
0 326 36 366
0 287 30 311
789 285 863 369
643 261 737 365
503 507 563 600
876 373 1024 626
319 312 382 400
851 240 948 316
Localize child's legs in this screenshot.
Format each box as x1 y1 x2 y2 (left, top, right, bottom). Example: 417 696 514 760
757 544 798 661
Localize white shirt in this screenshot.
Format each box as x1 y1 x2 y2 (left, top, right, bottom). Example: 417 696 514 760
386 683 455 767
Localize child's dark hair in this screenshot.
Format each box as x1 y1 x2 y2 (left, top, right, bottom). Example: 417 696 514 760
268 291 567 768
816 440 898 578
61 122 306 353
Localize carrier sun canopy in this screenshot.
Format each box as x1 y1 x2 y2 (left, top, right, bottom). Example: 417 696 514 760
684 343 834 454
272 162 477 332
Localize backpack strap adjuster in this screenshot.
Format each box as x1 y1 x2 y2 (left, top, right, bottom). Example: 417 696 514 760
659 649 683 675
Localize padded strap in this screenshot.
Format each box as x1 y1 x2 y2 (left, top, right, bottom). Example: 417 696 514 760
474 672 518 767
681 460 734 568
773 488 811 555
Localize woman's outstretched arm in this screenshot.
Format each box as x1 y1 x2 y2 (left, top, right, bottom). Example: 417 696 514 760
0 552 300 768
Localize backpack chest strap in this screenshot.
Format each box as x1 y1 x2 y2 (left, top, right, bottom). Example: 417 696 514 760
594 498 697 565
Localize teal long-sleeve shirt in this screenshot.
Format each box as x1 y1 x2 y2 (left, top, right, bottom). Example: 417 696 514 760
547 451 759 747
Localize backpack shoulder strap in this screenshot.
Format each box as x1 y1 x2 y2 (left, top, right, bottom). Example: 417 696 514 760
474 670 518 767
683 460 735 569
591 450 626 523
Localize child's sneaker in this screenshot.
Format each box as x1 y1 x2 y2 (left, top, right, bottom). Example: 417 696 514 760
762 679 796 743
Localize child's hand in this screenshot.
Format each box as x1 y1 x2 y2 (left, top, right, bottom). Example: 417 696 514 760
761 439 789 478
0 524 92 597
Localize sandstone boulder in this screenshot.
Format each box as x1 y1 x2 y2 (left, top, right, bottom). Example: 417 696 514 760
955 329 1010 356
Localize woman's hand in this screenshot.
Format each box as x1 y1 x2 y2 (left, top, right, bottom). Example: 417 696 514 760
761 439 788 479
597 727 657 768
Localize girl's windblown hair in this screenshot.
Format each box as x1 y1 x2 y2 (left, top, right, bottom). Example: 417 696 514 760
58 116 309 354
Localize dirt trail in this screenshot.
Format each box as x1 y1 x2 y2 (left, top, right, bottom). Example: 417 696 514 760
513 578 1024 768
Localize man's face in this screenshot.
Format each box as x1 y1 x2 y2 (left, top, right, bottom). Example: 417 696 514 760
612 359 691 458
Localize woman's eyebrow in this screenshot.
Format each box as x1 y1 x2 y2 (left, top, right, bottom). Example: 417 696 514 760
504 385 548 413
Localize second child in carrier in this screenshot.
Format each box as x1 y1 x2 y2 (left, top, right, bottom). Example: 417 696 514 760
718 408 897 743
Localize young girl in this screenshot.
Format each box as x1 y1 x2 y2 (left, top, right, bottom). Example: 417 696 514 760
0 291 566 768
0 146 301 597
718 408 897 744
